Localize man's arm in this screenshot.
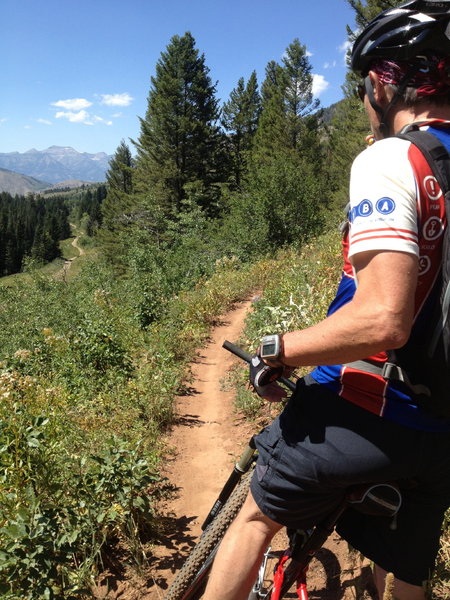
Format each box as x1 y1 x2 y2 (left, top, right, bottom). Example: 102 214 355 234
280 249 418 368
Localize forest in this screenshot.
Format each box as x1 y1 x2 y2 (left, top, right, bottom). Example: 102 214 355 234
0 193 71 276
0 0 449 598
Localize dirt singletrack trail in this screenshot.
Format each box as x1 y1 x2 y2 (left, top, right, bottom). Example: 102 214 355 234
147 298 256 598
95 297 377 600
55 228 85 280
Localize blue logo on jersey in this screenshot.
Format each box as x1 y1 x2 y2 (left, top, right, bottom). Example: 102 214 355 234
376 197 395 215
356 199 373 218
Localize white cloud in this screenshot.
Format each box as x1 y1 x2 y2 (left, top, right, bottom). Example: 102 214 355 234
0 118 6 125
93 115 113 126
52 98 92 111
100 93 133 107
305 50 313 58
55 110 93 124
312 74 329 97
55 110 112 126
37 118 52 125
324 60 337 69
24 125 32 129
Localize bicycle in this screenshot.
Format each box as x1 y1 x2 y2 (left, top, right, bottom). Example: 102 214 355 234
164 341 402 600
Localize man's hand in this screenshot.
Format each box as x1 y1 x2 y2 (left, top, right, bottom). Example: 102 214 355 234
249 355 288 402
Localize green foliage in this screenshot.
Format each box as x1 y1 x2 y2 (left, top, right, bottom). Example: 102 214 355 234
100 141 136 266
244 229 342 349
0 193 71 276
324 96 369 216
219 151 324 260
134 31 223 218
0 378 157 599
221 71 261 187
0 229 286 594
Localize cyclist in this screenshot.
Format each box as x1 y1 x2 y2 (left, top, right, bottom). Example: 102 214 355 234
203 2 450 599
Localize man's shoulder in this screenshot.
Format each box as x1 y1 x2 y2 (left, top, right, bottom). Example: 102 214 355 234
355 136 409 161
352 137 412 177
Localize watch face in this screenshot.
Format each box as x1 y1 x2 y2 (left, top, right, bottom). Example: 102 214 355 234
262 342 277 356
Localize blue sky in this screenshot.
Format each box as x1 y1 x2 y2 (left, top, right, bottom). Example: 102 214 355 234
2 0 357 156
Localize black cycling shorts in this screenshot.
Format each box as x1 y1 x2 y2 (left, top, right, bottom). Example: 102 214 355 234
250 375 450 586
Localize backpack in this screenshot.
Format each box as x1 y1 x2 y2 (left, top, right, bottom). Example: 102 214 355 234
348 125 450 418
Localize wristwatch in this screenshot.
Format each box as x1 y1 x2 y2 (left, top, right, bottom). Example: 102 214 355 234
260 334 284 365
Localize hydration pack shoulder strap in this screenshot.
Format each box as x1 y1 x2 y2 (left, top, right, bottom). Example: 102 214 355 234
396 125 450 200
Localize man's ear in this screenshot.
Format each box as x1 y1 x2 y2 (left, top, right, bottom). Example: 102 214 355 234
368 71 390 106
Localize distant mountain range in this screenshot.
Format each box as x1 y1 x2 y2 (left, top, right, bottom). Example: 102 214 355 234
0 146 112 187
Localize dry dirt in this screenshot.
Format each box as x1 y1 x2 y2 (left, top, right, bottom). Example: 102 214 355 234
93 297 378 600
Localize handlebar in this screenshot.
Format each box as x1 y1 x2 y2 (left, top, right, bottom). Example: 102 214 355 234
222 340 297 392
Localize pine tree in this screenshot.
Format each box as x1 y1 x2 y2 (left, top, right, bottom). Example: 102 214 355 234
253 61 289 160
134 32 223 219
282 39 320 151
99 141 136 264
221 72 261 187
102 142 135 228
252 41 321 161
241 40 325 250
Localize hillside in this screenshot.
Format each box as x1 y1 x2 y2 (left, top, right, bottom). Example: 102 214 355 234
0 167 50 195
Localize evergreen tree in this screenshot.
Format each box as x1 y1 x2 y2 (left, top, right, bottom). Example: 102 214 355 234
0 193 70 276
236 39 325 251
282 39 320 151
252 41 321 161
221 72 261 187
133 32 223 219
99 141 136 264
253 61 290 160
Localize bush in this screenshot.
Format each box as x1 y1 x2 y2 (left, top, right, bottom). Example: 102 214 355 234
0 377 157 599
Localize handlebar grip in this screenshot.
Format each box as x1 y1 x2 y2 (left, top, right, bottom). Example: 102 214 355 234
222 339 253 363
222 340 297 392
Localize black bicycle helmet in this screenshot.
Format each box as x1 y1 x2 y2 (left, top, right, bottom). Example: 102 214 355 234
351 0 450 76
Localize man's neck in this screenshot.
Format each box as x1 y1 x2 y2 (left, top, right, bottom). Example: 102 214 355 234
392 104 450 134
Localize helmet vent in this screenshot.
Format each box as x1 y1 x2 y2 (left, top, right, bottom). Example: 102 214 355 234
412 12 436 21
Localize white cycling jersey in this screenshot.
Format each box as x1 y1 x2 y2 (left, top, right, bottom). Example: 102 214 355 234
312 121 450 431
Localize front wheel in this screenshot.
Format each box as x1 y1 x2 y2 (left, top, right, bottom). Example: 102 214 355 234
164 469 253 600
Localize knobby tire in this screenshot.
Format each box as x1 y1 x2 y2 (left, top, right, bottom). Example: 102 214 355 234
164 470 252 600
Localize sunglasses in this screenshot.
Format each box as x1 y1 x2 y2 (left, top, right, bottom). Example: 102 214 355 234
357 82 366 102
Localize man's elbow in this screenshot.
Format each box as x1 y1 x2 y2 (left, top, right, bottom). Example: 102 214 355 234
377 316 412 349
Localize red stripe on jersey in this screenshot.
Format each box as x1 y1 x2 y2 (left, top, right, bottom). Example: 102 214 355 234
351 233 418 244
351 227 417 239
